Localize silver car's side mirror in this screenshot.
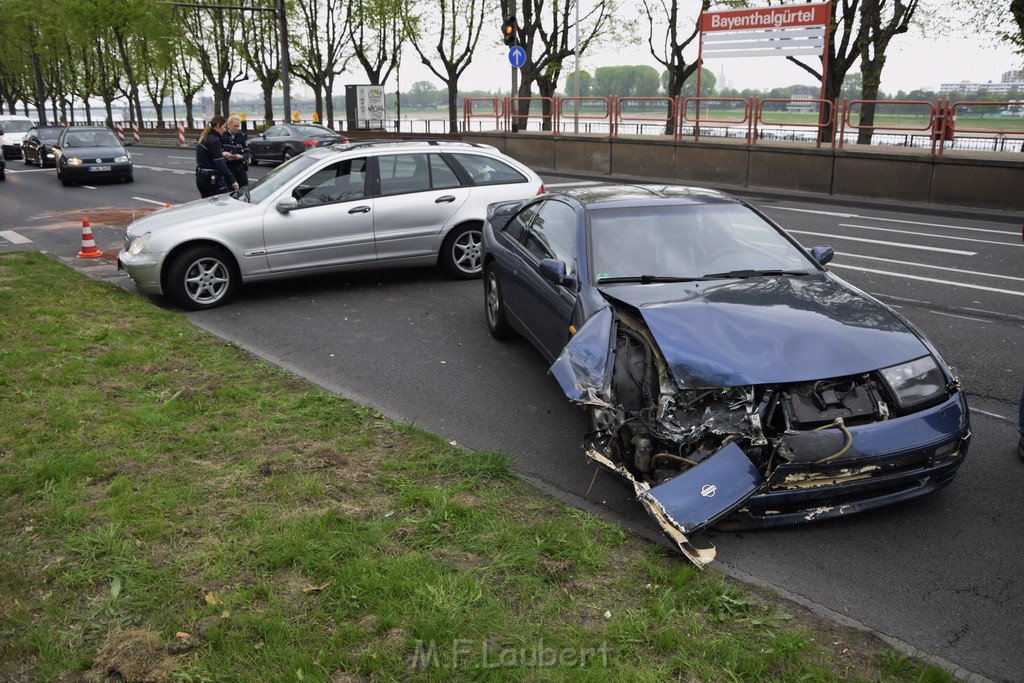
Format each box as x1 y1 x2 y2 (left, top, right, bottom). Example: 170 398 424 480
276 197 298 213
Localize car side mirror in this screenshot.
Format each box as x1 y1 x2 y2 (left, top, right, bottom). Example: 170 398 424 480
276 197 298 213
810 245 834 266
539 258 576 288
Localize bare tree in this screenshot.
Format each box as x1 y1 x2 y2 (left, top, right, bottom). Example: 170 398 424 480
856 0 919 143
502 0 623 130
642 0 710 134
237 0 280 125
409 0 487 132
292 0 350 127
180 3 248 116
348 0 412 86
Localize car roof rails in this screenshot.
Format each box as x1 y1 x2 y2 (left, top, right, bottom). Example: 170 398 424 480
329 138 489 151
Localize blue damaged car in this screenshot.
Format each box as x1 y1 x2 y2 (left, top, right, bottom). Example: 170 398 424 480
481 185 970 566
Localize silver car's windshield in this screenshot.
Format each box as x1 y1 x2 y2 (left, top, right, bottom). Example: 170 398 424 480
244 154 320 203
588 204 815 282
1 120 32 133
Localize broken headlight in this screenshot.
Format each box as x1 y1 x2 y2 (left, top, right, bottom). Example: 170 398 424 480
878 356 946 411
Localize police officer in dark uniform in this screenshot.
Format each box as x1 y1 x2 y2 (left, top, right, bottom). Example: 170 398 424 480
221 114 249 187
195 115 238 198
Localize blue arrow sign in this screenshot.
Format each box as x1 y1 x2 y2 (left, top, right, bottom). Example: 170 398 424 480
508 46 526 69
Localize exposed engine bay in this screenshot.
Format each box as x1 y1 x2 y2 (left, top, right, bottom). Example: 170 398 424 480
587 309 892 484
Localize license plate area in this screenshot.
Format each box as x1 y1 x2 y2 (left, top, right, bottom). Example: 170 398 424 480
90 165 111 172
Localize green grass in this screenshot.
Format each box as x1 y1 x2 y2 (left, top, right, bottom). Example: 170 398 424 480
0 252 955 682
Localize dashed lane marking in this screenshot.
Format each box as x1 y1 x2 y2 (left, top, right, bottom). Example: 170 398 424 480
0 230 32 244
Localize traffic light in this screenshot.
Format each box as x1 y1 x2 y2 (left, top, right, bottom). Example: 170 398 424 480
502 14 517 47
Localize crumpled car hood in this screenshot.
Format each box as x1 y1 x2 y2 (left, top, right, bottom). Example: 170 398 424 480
601 273 929 386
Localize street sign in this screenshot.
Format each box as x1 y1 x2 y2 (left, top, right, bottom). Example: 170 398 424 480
508 46 526 69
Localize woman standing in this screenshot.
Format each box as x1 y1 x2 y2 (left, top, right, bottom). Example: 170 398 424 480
195 115 239 198
221 114 249 188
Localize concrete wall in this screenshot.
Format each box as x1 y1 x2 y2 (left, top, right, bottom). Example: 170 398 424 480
464 132 1024 213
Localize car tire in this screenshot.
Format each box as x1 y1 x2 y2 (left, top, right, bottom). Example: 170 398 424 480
249 156 259 166
484 263 515 339
439 224 484 279
23 150 31 165
166 245 239 311
124 172 134 183
0 166 5 181
58 166 72 186
282 148 295 162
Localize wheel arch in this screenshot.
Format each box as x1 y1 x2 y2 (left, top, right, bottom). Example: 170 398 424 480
160 239 240 293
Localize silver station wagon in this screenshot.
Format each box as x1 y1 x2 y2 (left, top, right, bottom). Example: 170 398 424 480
118 140 545 310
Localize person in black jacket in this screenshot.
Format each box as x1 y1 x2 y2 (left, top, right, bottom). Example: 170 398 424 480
221 114 249 187
195 115 238 198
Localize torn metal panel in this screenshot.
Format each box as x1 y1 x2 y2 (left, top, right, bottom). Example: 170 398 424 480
550 306 614 407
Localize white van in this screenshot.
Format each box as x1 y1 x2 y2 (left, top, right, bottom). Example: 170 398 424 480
0 115 36 160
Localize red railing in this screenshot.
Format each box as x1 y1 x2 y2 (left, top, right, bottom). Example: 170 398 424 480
557 97 612 136
611 97 675 138
838 99 938 152
680 97 752 141
754 98 836 149
462 97 503 132
506 97 555 133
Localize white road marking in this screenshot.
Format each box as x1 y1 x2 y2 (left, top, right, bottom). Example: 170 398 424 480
2 167 53 174
0 230 32 244
770 205 1019 236
791 230 976 255
80 184 97 190
830 263 1024 296
843 253 1024 283
971 408 1009 420
168 155 194 160
132 196 172 206
133 164 191 175
840 222 1023 248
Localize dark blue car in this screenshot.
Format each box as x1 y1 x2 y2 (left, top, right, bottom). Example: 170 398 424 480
482 185 970 566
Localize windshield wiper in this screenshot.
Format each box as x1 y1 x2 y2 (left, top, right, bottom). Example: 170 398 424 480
700 269 811 279
597 275 711 284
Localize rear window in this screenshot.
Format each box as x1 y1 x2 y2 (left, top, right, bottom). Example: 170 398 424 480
449 153 527 186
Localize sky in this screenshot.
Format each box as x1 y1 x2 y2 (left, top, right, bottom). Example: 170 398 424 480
370 1 1024 98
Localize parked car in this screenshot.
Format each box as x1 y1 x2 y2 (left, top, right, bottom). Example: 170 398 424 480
21 125 65 167
0 115 35 159
482 184 971 566
0 154 6 181
248 124 349 165
118 140 545 310
54 126 133 186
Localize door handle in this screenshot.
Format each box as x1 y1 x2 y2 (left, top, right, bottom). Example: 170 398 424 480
435 195 456 203
348 205 371 214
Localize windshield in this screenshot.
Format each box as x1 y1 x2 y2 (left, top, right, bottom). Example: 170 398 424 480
1 120 33 133
244 154 319 204
62 129 122 147
588 204 815 282
37 127 64 141
293 124 337 137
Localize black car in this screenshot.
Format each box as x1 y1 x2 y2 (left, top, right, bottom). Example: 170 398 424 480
248 124 348 165
482 185 970 566
54 126 133 186
21 125 64 167
0 154 6 181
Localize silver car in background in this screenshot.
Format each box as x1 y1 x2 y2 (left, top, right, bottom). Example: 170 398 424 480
118 140 545 310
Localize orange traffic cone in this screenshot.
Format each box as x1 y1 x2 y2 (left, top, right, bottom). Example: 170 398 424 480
77 217 102 258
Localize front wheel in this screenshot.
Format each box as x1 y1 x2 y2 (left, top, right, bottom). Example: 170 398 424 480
166 245 239 310
282 148 295 162
249 156 259 166
439 224 483 279
58 165 72 186
484 263 515 339
22 150 31 166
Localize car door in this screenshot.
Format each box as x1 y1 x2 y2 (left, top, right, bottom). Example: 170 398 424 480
500 199 580 360
22 128 38 162
261 156 376 273
369 152 470 262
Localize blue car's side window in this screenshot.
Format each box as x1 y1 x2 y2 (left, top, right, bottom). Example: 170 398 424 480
524 201 577 269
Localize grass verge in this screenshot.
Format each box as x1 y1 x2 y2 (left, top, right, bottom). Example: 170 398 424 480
0 252 954 682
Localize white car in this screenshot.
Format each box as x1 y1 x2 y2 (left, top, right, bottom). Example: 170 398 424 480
0 115 35 160
118 140 545 310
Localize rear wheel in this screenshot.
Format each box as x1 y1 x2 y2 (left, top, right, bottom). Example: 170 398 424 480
166 245 239 310
439 224 483 279
484 263 515 339
249 156 259 166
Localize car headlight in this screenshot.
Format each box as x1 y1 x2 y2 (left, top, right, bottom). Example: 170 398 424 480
115 155 129 163
878 356 947 410
67 157 83 166
125 232 151 256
